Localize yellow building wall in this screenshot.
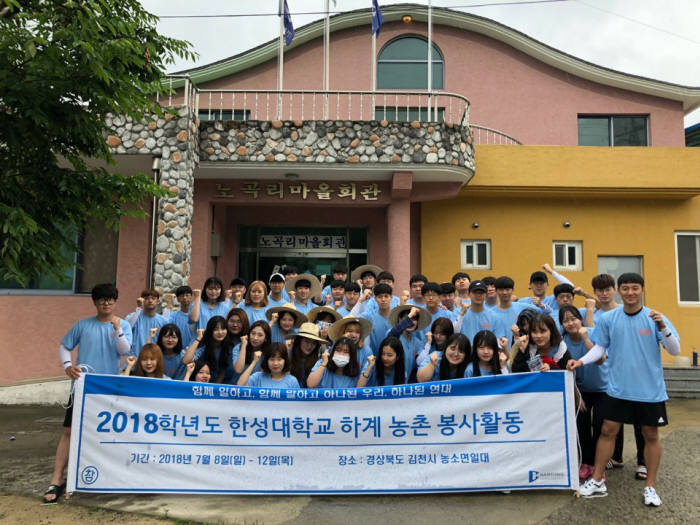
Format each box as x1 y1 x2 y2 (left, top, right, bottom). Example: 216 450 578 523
421 146 700 363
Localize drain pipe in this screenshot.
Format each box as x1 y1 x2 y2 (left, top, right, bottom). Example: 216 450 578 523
148 156 162 289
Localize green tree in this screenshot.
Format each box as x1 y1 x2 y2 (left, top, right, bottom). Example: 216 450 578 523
0 0 195 286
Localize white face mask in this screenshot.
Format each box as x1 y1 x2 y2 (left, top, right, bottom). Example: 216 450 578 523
332 354 350 368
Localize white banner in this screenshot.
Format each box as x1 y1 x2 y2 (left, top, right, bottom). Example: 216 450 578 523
67 372 578 495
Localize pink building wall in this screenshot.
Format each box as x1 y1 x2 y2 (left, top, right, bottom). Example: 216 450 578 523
196 21 684 146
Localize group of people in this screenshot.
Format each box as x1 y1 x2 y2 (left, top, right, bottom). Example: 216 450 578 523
44 262 679 509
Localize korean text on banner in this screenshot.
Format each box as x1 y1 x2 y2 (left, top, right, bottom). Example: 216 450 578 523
67 371 578 494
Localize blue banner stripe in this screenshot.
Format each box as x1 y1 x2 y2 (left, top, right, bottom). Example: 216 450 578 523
82 371 566 400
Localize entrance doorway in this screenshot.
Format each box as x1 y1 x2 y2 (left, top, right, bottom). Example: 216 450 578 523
238 226 368 282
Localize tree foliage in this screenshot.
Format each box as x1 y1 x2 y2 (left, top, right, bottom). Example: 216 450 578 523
0 0 196 285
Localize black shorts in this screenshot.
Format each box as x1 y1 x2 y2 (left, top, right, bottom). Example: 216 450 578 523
602 394 668 427
63 393 74 428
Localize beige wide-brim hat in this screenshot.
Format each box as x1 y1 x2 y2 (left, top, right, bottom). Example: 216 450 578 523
350 264 383 283
285 273 322 298
285 321 328 343
328 316 373 342
306 306 342 324
388 305 431 332
265 303 307 328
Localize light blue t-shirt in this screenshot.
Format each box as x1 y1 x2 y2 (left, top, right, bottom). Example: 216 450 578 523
61 317 133 375
311 365 360 389
492 302 530 341
196 301 230 331
405 298 426 307
168 309 195 348
364 365 409 387
464 362 503 378
400 332 426 374
266 294 287 308
520 295 558 310
418 353 463 382
564 331 607 393
192 345 236 384
360 310 392 355
163 351 185 379
129 312 168 356
594 306 678 402
270 324 298 344
335 305 352 317
293 300 314 315
240 304 269 324
459 308 499 344
248 372 300 389
231 343 262 379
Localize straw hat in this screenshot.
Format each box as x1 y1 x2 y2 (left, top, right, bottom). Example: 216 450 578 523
306 306 342 324
350 264 383 283
285 273 322 298
265 303 307 328
328 316 373 342
388 305 431 332
285 322 328 343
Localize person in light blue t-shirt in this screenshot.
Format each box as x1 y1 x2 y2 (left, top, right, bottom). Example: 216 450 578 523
237 343 300 389
154 323 187 379
457 280 499 343
417 333 470 382
570 273 681 506
491 276 533 340
307 337 364 389
127 288 168 357
190 277 231 331
357 336 409 387
465 330 509 378
239 280 271 324
44 283 132 504
267 303 306 343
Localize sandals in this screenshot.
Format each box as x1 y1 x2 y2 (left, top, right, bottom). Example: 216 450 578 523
605 459 624 470
42 482 66 505
635 465 648 480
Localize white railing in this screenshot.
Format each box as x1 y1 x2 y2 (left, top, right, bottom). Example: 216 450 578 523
471 124 522 145
158 74 196 116
192 89 470 127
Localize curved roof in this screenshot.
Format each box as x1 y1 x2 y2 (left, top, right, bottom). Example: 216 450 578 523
173 3 700 113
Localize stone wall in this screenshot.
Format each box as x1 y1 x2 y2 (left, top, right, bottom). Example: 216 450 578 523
199 119 475 171
104 107 199 293
104 110 474 293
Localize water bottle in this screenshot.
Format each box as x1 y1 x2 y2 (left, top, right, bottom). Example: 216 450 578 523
693 347 698 367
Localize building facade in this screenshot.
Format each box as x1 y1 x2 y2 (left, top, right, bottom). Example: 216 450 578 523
3 5 700 383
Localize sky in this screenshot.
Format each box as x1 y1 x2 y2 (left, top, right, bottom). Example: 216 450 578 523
140 0 700 127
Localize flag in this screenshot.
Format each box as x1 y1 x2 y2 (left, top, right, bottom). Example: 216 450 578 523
371 0 384 36
279 0 295 46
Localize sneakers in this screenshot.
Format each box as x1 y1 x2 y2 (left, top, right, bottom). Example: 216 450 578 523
579 477 607 498
644 486 662 507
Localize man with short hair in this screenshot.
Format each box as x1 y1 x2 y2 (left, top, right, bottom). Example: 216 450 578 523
451 272 471 302
519 263 574 310
321 263 348 299
406 273 428 306
569 273 680 507
267 273 287 307
351 282 395 352
165 285 195 347
492 276 530 340
336 282 361 317
43 284 133 504
128 288 167 356
458 280 499 343
228 277 247 306
482 276 498 309
366 270 400 313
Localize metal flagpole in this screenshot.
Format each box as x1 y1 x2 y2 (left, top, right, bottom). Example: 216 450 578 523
324 0 330 118
278 0 284 119
427 0 432 121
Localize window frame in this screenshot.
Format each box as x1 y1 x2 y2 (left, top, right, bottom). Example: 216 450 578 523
675 231 700 305
460 239 491 270
577 115 649 146
552 241 582 271
377 35 445 90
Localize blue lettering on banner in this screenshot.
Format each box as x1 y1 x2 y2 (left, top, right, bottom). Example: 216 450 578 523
68 372 578 495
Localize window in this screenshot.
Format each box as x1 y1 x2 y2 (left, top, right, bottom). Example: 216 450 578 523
461 240 490 269
553 241 582 271
198 109 251 121
377 36 444 90
0 220 118 294
374 106 445 123
676 232 700 303
578 116 648 146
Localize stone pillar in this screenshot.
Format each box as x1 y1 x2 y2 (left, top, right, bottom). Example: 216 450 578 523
152 107 199 292
387 172 413 292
